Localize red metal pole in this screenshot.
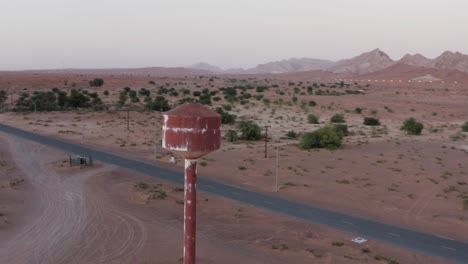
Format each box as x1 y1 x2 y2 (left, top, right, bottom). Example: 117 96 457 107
184 159 197 264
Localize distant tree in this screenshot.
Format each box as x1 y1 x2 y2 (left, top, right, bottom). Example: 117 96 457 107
0 90 7 107
301 126 343 150
56 90 68 108
139 88 151 97
462 122 468 132
215 107 237 124
238 120 262 141
198 93 211 105
152 96 170 111
363 117 381 126
308 114 319 124
330 113 345 123
286 130 298 139
401 118 423 135
226 130 238 142
333 124 349 136
89 78 104 87
29 91 58 111
117 91 128 108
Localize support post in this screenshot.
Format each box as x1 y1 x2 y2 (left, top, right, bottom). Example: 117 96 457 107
264 125 270 158
184 159 197 264
275 144 279 192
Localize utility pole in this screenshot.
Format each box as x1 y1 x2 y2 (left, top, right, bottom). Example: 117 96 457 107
127 109 130 132
275 142 279 192
126 108 130 142
264 125 270 158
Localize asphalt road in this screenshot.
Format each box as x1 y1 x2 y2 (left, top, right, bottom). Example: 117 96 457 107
1 123 467 263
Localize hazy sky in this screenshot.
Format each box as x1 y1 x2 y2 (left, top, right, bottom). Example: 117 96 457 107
1 0 467 70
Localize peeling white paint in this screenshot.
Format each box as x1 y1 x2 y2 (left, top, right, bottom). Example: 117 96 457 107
163 127 196 133
168 145 188 152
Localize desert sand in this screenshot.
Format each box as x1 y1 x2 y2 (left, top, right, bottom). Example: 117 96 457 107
0 70 467 263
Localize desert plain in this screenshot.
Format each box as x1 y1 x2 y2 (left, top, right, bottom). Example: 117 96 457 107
0 67 467 264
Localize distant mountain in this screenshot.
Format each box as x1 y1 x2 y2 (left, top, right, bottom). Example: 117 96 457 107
246 58 334 74
327 49 395 75
14 49 468 78
431 51 468 73
400 53 432 68
26 67 213 76
189 63 223 73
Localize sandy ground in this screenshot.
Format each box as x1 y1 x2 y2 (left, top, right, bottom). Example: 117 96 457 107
0 135 453 264
0 72 467 263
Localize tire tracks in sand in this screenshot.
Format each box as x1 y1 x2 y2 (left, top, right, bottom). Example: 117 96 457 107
0 137 147 264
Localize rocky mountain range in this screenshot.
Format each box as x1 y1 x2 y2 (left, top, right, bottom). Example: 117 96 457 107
189 49 468 76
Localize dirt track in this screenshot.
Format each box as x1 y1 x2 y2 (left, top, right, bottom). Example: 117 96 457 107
0 138 148 264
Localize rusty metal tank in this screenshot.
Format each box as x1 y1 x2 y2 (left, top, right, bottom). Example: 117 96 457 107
162 102 221 159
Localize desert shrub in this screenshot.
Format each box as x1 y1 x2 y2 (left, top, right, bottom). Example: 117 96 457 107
330 113 345 123
450 132 466 141
307 114 319 124
193 91 201 97
147 96 170 111
135 181 149 189
0 90 7 106
286 130 298 139
401 118 423 135
238 120 262 141
308 100 317 107
89 78 104 87
199 93 211 105
333 124 349 136
462 122 468 132
215 107 237 124
354 107 362 114
331 242 344 247
222 104 232 111
363 117 380 126
139 88 150 97
177 97 197 105
103 90 109 96
226 130 238 142
301 126 343 150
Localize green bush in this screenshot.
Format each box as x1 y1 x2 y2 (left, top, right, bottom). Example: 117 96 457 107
401 118 423 135
286 130 298 139
363 117 380 126
307 114 319 124
89 78 104 87
301 126 343 150
333 124 349 136
226 130 238 142
215 107 237 124
354 107 362 114
462 122 468 132
238 120 262 141
308 100 317 107
330 113 345 123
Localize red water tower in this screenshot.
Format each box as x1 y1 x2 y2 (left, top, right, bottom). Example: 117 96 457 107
162 103 221 264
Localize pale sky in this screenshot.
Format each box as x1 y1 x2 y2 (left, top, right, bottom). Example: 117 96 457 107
1 0 467 70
